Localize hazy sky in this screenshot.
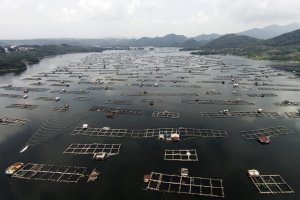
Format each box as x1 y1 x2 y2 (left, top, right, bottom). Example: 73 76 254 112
0 0 299 39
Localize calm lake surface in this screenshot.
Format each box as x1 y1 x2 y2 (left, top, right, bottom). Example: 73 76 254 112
0 48 299 200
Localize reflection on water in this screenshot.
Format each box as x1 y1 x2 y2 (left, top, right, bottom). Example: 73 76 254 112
0 49 299 200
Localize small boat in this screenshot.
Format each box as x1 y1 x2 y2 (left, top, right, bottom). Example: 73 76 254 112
181 168 189 177
258 136 270 144
5 162 24 175
144 175 151 183
20 145 29 153
248 169 260 177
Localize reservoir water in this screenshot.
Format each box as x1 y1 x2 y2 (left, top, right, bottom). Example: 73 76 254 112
0 48 299 200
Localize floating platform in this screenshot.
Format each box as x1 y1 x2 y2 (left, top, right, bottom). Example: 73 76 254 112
250 174 294 194
164 149 198 161
30 82 46 86
201 111 282 118
152 111 180 119
247 93 278 97
241 126 291 139
6 104 39 110
170 85 201 88
0 93 23 99
64 143 121 156
258 87 300 91
0 117 29 127
50 90 89 94
145 172 224 198
182 99 254 105
89 106 142 115
46 79 73 83
35 97 59 101
141 99 164 103
11 163 86 183
71 127 228 139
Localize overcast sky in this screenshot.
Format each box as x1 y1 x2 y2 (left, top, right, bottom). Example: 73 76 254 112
0 0 299 39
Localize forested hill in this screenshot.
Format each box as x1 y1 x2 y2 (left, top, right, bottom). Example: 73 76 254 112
0 45 107 73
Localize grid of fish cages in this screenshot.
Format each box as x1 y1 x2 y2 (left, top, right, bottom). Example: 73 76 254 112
258 87 300 91
50 90 89 94
89 106 142 115
164 149 198 161
73 96 93 101
285 112 300 118
6 104 39 110
247 93 278 97
105 100 133 105
86 87 115 90
182 99 254 105
0 93 24 99
145 172 224 198
0 86 49 92
0 117 29 127
11 163 87 183
46 79 73 83
71 127 228 139
53 105 70 112
121 92 199 96
274 101 300 106
201 111 282 118
170 85 201 88
35 97 58 101
250 174 294 194
63 143 121 156
241 126 291 139
152 111 180 119
141 99 164 103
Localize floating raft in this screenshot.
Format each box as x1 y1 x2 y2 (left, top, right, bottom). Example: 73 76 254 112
11 163 86 183
89 106 142 115
30 82 46 86
53 105 70 112
64 143 121 156
152 111 180 119
170 85 201 88
6 104 39 110
145 172 224 198
0 93 23 99
247 93 278 97
274 101 300 106
71 127 228 138
127 83 163 87
201 111 282 118
46 79 73 83
0 86 49 92
50 90 89 94
121 92 198 96
250 174 294 194
23 77 42 81
164 149 198 161
105 100 133 105
74 96 93 101
241 126 291 139
182 99 254 105
258 87 300 91
0 117 29 127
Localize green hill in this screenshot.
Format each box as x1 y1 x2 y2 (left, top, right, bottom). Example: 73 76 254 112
264 29 300 46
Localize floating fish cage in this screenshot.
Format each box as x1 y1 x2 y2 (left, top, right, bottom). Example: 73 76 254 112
0 86 49 92
201 111 282 118
240 126 291 140
0 117 29 127
182 99 254 105
0 93 24 99
152 111 180 119
63 143 121 157
164 149 198 161
247 93 278 97
50 90 89 94
105 100 133 105
89 106 142 115
258 87 300 91
6 104 39 110
121 92 199 96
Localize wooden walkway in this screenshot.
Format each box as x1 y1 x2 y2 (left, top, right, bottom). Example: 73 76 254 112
146 172 224 198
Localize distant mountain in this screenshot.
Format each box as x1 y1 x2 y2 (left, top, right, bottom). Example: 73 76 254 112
202 34 262 49
264 29 300 46
131 34 189 47
192 33 221 42
238 23 300 39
